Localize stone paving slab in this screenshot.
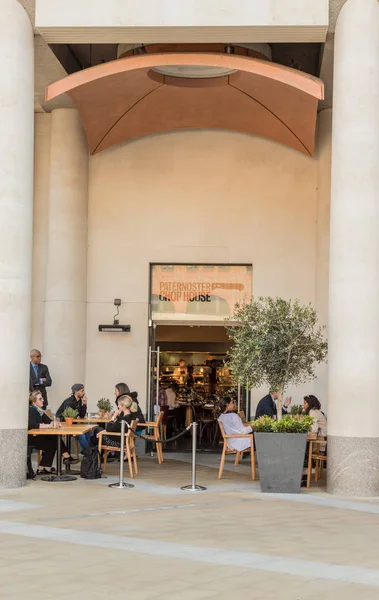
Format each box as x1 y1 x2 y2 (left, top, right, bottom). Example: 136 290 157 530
0 454 379 598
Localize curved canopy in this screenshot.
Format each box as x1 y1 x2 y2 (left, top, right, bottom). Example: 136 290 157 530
46 53 324 156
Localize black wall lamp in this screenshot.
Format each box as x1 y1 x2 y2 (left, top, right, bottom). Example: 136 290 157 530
98 299 131 333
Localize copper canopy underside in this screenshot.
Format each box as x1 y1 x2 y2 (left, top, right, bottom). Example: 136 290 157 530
46 53 324 156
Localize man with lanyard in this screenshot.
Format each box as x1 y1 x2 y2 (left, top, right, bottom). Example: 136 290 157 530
29 349 52 410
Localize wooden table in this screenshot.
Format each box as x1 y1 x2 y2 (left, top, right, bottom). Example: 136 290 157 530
73 417 111 423
28 424 96 482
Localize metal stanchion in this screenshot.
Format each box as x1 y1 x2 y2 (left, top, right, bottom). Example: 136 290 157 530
109 419 134 489
181 422 206 492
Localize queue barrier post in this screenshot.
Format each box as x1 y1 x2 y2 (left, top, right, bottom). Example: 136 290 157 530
181 422 206 492
108 418 134 489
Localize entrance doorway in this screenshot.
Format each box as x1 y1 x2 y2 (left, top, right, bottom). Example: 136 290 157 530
152 325 232 451
147 264 253 452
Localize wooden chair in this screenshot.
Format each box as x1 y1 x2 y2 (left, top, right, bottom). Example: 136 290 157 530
143 411 164 464
306 437 327 488
98 419 139 478
218 421 256 481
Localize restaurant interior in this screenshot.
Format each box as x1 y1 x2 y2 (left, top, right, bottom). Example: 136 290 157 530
153 325 244 452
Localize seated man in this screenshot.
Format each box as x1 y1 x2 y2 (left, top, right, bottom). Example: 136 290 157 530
56 384 92 449
255 390 292 420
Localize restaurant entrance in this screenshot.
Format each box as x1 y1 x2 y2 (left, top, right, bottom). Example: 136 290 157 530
149 324 233 452
147 263 253 451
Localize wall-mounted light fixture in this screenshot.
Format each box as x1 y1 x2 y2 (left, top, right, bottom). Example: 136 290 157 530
98 299 131 333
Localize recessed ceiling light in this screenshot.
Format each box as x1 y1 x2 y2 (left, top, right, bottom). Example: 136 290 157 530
152 65 237 79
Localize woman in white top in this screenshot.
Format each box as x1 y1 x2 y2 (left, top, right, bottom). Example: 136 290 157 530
303 395 327 436
217 397 253 452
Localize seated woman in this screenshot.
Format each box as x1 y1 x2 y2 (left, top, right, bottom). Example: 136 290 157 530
28 391 78 474
114 382 146 428
98 395 140 449
303 395 327 436
215 397 253 453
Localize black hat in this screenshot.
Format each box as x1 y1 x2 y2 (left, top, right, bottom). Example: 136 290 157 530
71 383 84 394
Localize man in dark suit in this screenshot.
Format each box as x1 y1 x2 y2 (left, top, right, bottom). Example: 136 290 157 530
255 390 292 420
29 349 52 410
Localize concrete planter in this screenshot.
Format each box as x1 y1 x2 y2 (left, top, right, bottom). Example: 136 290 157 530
254 432 307 494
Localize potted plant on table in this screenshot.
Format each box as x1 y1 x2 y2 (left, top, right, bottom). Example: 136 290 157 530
97 398 112 417
62 406 79 426
225 296 328 493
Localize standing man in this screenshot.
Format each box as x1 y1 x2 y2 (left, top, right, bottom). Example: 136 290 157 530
29 349 52 410
255 390 292 420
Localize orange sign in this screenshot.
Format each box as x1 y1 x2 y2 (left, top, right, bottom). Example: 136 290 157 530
151 264 252 322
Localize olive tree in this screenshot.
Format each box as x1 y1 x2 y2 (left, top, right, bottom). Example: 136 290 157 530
225 297 328 419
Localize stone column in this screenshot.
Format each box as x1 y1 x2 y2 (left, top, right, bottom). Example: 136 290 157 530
314 109 332 406
0 1 34 488
328 0 379 496
31 114 52 350
44 110 88 409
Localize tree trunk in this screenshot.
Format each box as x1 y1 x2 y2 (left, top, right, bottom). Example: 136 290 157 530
276 385 285 421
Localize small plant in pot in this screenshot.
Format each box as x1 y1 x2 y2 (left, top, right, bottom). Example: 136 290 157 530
62 406 79 426
97 398 112 416
225 296 328 493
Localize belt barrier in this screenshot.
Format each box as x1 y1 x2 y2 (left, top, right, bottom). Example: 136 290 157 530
126 422 192 444
109 421 206 492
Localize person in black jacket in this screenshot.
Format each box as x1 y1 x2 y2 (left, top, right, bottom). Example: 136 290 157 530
28 391 78 473
97 395 141 449
114 383 146 429
255 391 292 420
29 349 52 409
56 384 91 449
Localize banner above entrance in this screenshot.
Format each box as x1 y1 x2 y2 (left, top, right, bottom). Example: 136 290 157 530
151 264 252 323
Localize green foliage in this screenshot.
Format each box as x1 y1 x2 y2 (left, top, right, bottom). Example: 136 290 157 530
250 415 274 432
290 404 304 415
252 414 313 434
62 406 79 418
225 297 328 414
97 398 112 412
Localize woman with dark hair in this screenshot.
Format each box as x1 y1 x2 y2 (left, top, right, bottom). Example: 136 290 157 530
303 395 327 436
114 382 146 427
215 397 253 453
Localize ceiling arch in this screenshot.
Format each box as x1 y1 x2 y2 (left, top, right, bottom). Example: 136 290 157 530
46 52 324 156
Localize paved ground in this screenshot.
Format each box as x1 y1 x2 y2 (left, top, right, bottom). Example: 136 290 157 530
1 453 379 599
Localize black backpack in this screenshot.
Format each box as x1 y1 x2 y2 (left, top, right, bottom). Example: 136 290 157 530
80 447 102 479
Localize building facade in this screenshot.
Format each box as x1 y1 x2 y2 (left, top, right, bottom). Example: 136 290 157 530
1 0 378 495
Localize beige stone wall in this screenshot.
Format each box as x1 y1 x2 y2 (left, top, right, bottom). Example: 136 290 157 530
85 129 326 413
32 123 331 413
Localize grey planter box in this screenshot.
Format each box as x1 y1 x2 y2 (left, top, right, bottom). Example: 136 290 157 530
254 432 307 494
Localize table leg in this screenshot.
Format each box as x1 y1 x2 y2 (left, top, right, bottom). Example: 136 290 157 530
57 433 62 476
